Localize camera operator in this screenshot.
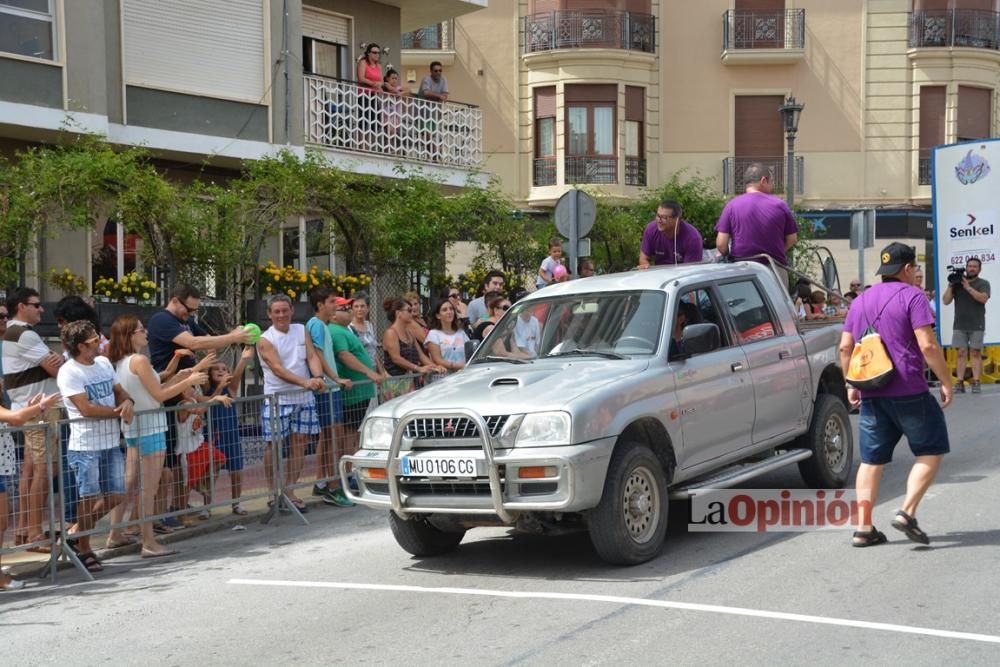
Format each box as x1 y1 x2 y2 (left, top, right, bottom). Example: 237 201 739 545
941 257 991 393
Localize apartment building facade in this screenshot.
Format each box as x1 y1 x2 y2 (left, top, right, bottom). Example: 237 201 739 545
0 0 487 299
404 0 1000 281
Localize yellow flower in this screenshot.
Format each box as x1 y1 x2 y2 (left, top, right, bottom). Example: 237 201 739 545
142 292 150 299
105 290 112 296
265 286 272 292
286 289 296 298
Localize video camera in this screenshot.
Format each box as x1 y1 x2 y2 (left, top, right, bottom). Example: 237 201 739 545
946 265 966 287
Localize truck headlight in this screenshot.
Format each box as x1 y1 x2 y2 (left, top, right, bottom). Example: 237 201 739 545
514 411 571 447
361 417 397 450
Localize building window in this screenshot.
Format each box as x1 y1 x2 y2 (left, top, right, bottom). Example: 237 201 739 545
533 86 556 186
283 218 333 272
565 84 617 184
566 104 615 154
401 21 452 50
957 85 993 141
303 36 349 79
92 219 143 284
0 0 56 60
625 86 645 186
918 85 945 185
728 94 788 193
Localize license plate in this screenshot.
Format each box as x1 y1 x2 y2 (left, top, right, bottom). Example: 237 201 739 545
401 455 477 478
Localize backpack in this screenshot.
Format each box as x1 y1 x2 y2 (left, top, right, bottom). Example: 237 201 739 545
845 292 898 390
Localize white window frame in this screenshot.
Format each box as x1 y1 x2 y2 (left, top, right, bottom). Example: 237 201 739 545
0 0 58 62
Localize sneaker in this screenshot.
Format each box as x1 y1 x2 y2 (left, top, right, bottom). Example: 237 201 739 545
198 509 211 521
312 484 328 498
954 381 966 393
161 516 184 530
328 487 354 507
971 381 982 394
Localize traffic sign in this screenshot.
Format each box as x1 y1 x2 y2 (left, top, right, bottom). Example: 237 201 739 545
554 190 596 238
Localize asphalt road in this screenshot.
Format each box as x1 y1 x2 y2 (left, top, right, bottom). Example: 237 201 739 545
5 388 1000 666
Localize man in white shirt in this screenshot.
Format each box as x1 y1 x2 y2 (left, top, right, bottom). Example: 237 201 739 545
58 320 133 569
2 287 63 546
257 294 326 513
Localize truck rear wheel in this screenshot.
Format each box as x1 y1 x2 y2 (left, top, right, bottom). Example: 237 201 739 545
588 441 668 565
797 394 853 488
389 512 465 557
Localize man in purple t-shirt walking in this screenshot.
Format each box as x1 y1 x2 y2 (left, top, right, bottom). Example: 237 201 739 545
637 199 704 269
839 243 952 548
714 163 798 284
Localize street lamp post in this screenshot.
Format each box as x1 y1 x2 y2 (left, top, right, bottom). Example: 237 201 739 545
779 96 804 207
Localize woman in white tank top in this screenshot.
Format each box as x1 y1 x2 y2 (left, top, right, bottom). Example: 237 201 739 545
108 315 210 557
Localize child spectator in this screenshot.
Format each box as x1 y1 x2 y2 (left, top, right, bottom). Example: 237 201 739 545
537 238 567 289
0 392 61 590
174 388 222 525
204 347 254 516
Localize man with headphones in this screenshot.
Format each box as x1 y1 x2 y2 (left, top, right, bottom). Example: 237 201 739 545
637 199 705 268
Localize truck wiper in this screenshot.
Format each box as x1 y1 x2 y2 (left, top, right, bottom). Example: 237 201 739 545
472 355 530 365
545 348 627 360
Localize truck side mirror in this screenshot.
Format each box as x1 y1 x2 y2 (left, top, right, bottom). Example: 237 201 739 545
680 323 721 357
464 339 480 361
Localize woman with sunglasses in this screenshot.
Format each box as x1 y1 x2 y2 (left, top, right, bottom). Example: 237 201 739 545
472 293 510 342
381 299 444 400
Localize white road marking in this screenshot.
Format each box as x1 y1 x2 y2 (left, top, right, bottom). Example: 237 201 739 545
228 578 1000 645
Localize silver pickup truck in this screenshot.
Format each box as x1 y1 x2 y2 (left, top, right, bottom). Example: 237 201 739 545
340 262 852 565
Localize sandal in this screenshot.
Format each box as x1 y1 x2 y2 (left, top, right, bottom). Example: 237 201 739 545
291 498 309 514
105 536 137 549
232 503 248 516
26 534 52 553
152 522 174 535
891 510 930 545
79 551 104 573
851 527 887 547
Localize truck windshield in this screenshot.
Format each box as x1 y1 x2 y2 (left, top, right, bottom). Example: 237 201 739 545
470 290 666 362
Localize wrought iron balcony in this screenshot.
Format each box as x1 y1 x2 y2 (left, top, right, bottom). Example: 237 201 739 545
625 157 646 186
722 156 804 195
522 10 655 54
565 156 617 185
402 21 452 50
723 9 805 51
304 74 482 169
534 157 556 186
919 155 932 186
909 9 1000 50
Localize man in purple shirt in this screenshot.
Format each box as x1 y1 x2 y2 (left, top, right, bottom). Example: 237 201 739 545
638 200 704 268
714 163 799 279
839 243 952 549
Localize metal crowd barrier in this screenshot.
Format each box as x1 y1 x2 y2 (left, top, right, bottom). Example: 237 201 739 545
1 370 444 585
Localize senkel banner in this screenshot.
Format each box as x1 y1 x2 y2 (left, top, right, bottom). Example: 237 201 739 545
932 139 999 347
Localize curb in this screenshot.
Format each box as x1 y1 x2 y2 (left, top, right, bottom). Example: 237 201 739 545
7 494 339 581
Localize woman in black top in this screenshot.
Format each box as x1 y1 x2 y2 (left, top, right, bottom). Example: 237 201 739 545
382 298 445 376
472 294 510 341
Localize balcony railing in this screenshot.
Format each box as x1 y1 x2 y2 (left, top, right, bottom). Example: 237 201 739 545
909 9 1000 50
402 21 452 50
523 10 655 54
565 156 617 185
625 157 646 186
919 155 932 185
722 156 804 195
534 157 556 186
723 9 805 51
304 74 482 169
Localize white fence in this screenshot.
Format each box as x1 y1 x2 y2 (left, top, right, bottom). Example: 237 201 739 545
304 75 483 169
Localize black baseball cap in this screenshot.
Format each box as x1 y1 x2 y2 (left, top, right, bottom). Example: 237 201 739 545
876 242 917 276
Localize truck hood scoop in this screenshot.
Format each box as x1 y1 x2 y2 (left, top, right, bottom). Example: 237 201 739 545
490 377 521 387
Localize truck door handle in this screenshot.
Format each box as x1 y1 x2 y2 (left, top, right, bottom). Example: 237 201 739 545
731 362 744 372
778 350 792 360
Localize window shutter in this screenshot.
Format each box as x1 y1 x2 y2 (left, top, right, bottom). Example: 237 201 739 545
625 86 644 122
534 86 556 118
735 95 784 157
565 84 616 103
735 0 785 10
958 86 993 140
302 6 351 45
919 86 946 150
123 0 265 102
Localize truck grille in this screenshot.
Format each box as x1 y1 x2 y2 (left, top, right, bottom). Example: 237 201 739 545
404 415 509 440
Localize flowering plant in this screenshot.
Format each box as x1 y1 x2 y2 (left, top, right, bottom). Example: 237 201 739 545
258 261 372 299
46 268 88 297
93 272 159 304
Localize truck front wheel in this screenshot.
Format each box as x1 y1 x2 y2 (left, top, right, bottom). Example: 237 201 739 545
797 394 854 488
588 441 668 565
389 512 466 557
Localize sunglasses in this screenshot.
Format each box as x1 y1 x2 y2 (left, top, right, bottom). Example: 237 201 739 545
25 302 42 308
448 293 459 299
336 306 352 312
432 69 442 73
0 313 8 320
499 304 511 311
